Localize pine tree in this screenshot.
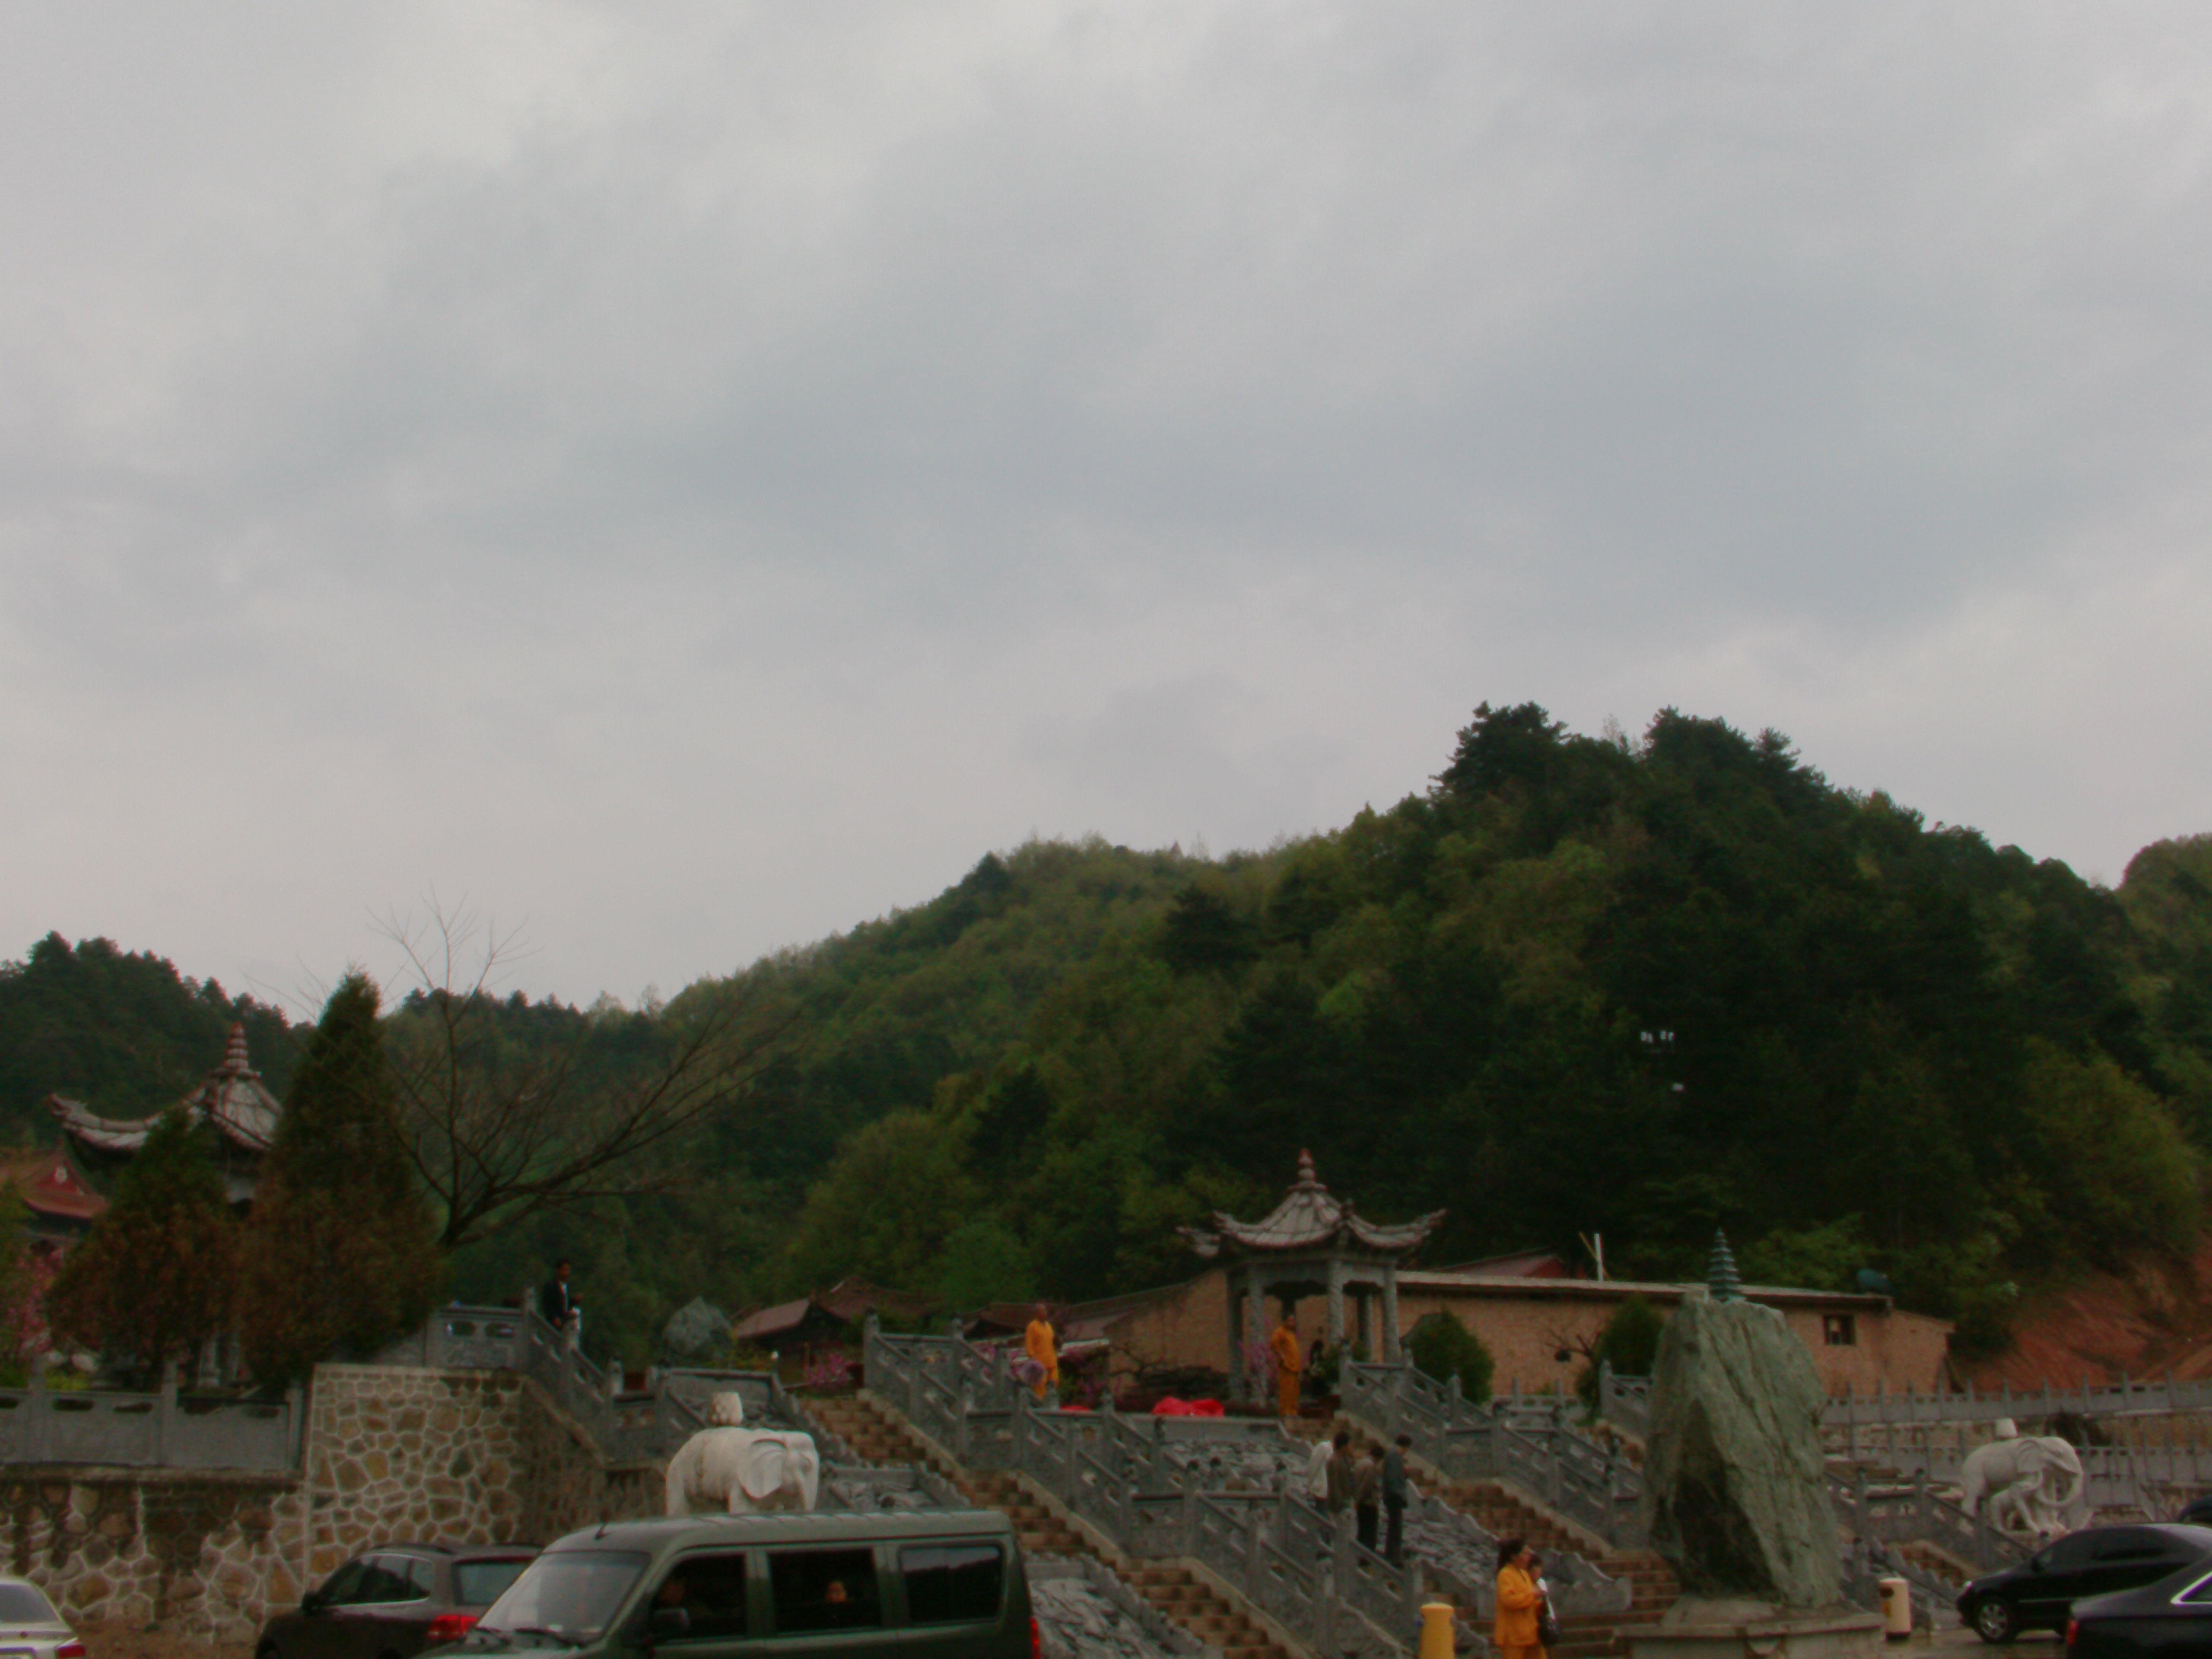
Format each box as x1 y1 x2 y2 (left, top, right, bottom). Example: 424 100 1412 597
239 973 443 1383
47 1107 239 1383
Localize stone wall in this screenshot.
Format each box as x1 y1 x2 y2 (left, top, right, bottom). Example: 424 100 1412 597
0 1365 664 1644
0 1469 305 1642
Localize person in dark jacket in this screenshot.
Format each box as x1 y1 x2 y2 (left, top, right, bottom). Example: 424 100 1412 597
1353 1443 1383 1551
1382 1433 1411 1564
540 1258 581 1347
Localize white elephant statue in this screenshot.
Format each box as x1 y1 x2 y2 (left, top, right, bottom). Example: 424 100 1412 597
1958 1424 2086 1542
664 1392 822 1516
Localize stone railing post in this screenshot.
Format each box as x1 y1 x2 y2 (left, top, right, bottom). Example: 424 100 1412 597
1246 1501 1268 1605
157 1360 179 1465
26 1379 50 1463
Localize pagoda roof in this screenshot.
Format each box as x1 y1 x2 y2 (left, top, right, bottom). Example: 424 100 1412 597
45 1023 281 1157
1182 1150 1445 1259
0 1147 108 1225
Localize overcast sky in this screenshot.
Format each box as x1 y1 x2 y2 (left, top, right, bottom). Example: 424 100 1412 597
6 3 2212 1009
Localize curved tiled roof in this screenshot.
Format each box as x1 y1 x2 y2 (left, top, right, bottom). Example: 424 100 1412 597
1182 1150 1445 1259
46 1023 280 1155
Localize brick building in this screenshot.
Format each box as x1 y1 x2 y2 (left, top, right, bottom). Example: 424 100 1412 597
1062 1156 1953 1398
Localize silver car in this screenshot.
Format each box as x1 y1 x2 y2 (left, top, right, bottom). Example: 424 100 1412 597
0 1576 84 1659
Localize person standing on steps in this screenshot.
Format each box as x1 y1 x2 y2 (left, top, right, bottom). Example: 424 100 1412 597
1270 1312 1303 1418
1382 1433 1411 1564
1304 1429 1332 1503
540 1258 582 1351
1494 1537 1546 1659
1324 1430 1357 1526
1023 1303 1060 1403
1353 1441 1383 1552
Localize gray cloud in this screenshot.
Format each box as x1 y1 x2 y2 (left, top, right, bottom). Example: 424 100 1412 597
4 1 2211 999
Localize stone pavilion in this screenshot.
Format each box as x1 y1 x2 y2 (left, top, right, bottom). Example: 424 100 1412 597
1181 1150 1445 1399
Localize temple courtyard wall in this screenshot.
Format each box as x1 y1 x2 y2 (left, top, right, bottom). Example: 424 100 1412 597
1081 1267 1952 1396
0 1366 661 1643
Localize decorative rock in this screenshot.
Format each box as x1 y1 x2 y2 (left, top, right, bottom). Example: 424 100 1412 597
1640 1290 1840 1609
661 1298 733 1364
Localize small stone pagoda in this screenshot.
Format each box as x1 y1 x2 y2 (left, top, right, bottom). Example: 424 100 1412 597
1182 1150 1445 1399
46 1023 281 1208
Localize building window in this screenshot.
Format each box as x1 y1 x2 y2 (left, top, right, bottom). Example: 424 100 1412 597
1824 1314 1857 1347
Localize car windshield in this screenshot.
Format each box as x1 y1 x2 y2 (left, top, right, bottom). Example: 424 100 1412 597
0 1583 59 1625
456 1560 533 1608
478 1551 647 1644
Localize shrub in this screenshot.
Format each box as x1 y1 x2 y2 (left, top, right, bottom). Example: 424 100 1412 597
1406 1310 1494 1403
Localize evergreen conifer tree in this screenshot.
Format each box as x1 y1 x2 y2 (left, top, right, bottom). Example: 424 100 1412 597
47 1106 238 1382
239 973 442 1383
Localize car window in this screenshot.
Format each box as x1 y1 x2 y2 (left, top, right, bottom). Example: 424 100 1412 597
2040 1535 2100 1573
480 1550 649 1645
900 1544 1004 1625
359 1558 421 1604
769 1548 880 1634
319 1561 370 1606
654 1553 751 1642
454 1560 531 1608
0 1584 59 1624
2095 1530 2165 1563
404 1557 439 1598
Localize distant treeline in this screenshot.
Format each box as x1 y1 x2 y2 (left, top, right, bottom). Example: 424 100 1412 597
9 703 2210 1364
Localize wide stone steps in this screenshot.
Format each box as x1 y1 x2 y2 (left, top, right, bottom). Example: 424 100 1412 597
800 1392 1293 1659
1286 1409 1685 1659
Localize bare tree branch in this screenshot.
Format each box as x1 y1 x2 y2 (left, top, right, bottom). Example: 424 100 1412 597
377 903 798 1249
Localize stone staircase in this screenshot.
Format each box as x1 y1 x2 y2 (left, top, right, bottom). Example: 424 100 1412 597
800 1392 1296 1659
1291 1411 1682 1659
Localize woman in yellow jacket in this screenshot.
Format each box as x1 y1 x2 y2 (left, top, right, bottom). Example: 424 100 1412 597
1494 1537 1546 1659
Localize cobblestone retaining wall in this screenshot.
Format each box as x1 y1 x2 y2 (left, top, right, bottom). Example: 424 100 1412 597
0 1469 304 1642
0 1366 664 1643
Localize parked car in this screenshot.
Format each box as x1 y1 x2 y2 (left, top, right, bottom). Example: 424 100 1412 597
2067 1557 2212 1659
0 1575 86 1659
460 1508 1031 1659
258 1542 538 1659
2177 1495 2212 1527
1960 1524 2212 1643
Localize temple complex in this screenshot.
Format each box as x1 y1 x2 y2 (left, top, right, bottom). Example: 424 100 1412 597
1039 1150 1954 1398
45 1023 281 1207
1180 1150 1445 1398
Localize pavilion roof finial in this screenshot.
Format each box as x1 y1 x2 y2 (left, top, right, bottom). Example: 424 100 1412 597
221 1022 252 1072
1296 1148 1319 1189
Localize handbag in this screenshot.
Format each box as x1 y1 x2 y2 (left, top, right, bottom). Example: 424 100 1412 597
1536 1591 1562 1649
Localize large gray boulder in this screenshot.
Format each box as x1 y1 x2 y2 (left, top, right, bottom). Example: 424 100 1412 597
662 1297 733 1364
1641 1291 1841 1610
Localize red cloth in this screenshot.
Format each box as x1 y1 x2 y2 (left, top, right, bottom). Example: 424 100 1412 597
1152 1396 1226 1417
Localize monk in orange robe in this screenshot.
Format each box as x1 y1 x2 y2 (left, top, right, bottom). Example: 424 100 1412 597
1024 1303 1059 1402
1270 1316 1303 1417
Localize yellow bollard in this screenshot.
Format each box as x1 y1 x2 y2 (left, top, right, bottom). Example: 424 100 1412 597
1420 1601 1457 1659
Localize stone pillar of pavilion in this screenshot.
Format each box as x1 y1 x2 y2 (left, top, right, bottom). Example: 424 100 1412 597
1182 1150 1445 1402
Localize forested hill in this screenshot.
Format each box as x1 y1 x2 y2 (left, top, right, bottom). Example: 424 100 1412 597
7 705 2212 1364
688 705 2212 1358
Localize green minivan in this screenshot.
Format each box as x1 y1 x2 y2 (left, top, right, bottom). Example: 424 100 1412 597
457 1510 1034 1659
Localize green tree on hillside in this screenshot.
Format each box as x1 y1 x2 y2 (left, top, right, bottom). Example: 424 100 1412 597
0 934 298 1137
1407 1310 1494 1403
781 1110 970 1294
239 974 443 1383
47 1108 239 1383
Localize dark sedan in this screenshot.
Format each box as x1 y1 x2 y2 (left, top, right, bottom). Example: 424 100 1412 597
258 1543 537 1659
2068 1558 2212 1659
1961 1526 2212 1644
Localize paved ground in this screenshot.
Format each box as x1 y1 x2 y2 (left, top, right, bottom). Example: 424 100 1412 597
78 1621 254 1659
